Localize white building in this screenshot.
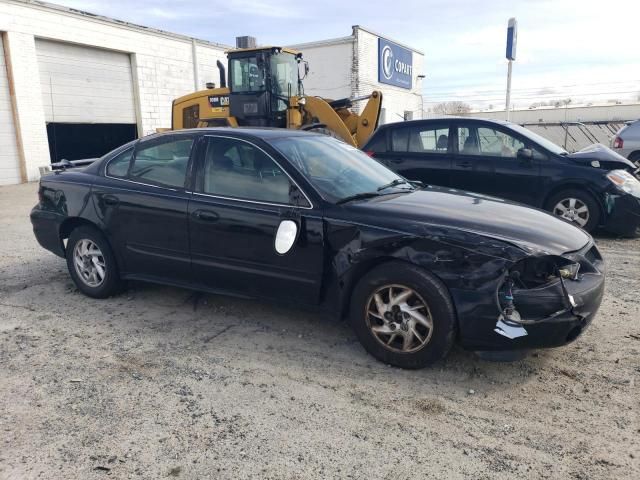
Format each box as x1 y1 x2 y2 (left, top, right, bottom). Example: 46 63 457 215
290 26 425 125
0 0 425 185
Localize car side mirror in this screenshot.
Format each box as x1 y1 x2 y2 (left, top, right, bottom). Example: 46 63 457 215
517 148 533 160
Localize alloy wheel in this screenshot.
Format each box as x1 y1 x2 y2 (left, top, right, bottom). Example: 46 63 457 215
365 284 434 353
553 197 590 228
73 239 106 287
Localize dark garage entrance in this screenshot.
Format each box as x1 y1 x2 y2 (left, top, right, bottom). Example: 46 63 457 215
46 123 137 162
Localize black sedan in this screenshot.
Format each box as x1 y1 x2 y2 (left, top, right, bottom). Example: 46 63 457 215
363 118 640 236
31 128 605 368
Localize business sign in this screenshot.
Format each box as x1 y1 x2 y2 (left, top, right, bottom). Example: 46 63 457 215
378 38 413 89
506 17 517 61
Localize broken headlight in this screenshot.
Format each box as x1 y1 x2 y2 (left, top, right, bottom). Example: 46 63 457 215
606 170 640 198
507 255 582 289
558 262 581 281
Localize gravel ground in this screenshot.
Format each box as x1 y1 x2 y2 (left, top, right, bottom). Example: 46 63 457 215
1 182 639 480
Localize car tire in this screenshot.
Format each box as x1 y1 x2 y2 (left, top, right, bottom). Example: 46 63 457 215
349 261 456 369
545 189 600 233
66 226 122 299
629 152 640 168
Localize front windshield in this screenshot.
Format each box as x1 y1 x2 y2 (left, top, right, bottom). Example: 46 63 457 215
507 123 568 155
269 136 413 203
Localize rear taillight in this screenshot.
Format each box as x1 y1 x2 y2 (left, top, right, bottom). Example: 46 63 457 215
613 137 624 149
37 183 44 204
365 151 376 157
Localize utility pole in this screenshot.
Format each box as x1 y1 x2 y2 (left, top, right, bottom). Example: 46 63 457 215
505 18 517 121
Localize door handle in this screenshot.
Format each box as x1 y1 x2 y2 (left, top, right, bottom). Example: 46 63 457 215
103 194 119 206
193 210 219 222
456 161 472 168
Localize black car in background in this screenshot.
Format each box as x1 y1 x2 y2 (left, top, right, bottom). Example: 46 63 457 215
32 129 605 368
363 118 640 236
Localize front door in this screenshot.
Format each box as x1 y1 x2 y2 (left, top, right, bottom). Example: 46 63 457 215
92 135 196 283
188 135 324 304
450 123 541 203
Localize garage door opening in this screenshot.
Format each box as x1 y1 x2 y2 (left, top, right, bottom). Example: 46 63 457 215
36 39 138 163
46 123 137 162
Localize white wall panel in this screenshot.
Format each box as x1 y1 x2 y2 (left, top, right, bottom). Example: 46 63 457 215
0 34 22 185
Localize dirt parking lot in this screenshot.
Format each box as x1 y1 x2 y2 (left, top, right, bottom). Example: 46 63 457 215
1 182 639 479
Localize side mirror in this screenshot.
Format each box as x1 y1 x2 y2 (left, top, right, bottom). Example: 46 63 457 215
298 61 309 80
517 148 533 160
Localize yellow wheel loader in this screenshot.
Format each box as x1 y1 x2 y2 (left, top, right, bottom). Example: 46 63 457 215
171 47 382 148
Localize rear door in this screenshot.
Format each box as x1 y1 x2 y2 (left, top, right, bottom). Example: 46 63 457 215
372 122 453 187
450 122 542 203
92 134 196 283
187 135 324 304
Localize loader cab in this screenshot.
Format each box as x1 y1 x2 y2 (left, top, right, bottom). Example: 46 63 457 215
227 47 303 128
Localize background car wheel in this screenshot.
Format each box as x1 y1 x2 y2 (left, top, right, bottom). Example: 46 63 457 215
66 226 122 299
545 189 600 233
349 262 456 369
629 152 640 169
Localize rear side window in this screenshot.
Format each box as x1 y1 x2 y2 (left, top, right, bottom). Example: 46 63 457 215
410 126 449 153
129 138 194 188
106 148 133 178
391 125 450 153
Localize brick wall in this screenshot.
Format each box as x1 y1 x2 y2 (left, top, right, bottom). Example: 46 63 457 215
0 0 228 183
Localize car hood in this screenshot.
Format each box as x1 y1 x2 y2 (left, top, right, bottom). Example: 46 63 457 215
345 187 590 255
566 143 636 171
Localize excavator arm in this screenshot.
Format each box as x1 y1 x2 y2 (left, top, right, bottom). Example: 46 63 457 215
300 91 383 148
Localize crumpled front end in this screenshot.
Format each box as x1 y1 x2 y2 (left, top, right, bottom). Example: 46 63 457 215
457 241 605 351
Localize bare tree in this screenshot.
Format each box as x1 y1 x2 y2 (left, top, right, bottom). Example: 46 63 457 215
431 101 472 115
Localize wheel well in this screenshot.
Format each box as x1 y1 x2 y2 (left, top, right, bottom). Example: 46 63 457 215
543 183 604 217
339 257 451 319
338 256 397 319
58 217 101 252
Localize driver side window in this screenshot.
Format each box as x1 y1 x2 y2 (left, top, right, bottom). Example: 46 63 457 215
201 137 309 207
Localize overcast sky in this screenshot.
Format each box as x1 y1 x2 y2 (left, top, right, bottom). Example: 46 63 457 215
52 0 640 110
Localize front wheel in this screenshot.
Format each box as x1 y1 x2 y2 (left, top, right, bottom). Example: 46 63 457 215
349 262 456 369
545 189 600 233
66 226 122 298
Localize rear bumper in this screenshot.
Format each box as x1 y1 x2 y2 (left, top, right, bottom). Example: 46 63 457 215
30 206 65 258
603 193 640 236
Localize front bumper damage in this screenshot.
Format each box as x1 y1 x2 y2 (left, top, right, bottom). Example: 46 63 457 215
494 242 605 349
455 241 605 351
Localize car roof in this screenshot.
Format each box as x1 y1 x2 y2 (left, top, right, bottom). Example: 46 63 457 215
376 117 513 129
139 127 317 144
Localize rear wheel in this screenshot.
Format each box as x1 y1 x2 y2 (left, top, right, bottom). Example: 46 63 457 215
349 262 456 369
545 189 600 232
66 226 122 298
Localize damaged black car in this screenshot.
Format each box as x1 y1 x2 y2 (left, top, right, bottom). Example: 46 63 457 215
31 129 605 368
